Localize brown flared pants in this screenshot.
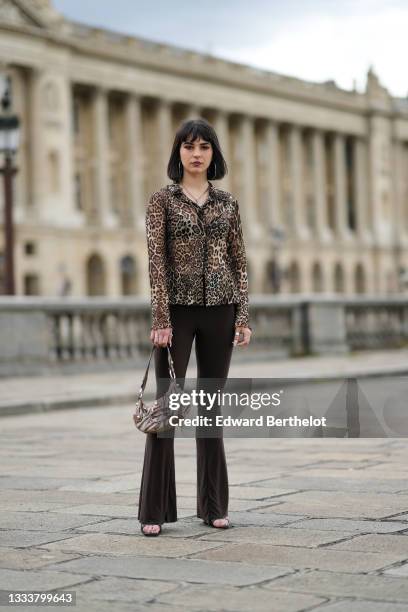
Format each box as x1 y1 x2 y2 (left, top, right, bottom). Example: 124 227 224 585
137 303 236 525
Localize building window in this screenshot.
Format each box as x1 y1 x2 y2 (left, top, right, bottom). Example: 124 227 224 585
120 255 137 295
24 274 40 295
86 253 106 296
24 241 36 256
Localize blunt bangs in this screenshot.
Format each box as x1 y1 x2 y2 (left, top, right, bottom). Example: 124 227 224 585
167 118 228 183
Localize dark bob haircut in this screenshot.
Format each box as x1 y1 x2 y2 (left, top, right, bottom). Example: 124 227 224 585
167 118 228 183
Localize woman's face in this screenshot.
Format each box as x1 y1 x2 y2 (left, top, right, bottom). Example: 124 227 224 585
179 136 213 178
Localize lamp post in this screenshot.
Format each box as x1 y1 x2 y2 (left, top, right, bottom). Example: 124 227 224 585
0 74 20 295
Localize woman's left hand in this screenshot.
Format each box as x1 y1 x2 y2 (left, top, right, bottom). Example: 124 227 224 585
233 326 252 347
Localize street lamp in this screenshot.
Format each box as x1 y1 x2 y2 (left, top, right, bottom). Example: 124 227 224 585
0 74 20 295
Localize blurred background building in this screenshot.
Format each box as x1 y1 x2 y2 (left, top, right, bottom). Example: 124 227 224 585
1 0 408 298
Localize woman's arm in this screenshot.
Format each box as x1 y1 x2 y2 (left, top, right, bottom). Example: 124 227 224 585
228 198 251 329
145 191 172 330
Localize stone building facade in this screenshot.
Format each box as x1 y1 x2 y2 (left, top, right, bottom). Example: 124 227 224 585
1 0 408 297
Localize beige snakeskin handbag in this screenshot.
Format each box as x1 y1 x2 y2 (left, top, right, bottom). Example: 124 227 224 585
133 345 191 433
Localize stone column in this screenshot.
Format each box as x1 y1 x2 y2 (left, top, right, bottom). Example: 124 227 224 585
368 115 393 244
155 98 173 189
124 92 145 233
333 132 350 240
288 124 309 240
92 86 116 227
312 129 331 243
184 104 201 121
236 114 261 239
264 119 282 231
60 77 83 228
212 109 230 191
354 136 371 244
27 68 46 216
27 70 83 228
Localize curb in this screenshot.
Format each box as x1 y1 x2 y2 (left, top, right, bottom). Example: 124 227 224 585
1 364 408 418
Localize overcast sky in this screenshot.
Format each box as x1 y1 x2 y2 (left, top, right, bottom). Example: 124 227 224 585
53 0 408 97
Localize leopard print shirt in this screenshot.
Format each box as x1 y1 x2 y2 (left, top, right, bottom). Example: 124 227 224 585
145 181 250 330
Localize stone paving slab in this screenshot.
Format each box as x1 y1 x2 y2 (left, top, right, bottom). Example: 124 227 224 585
183 510 305 527
194 526 358 547
174 496 277 512
0 530 85 549
0 547 81 570
0 511 114 532
155 584 326 611
222 472 286 486
0 476 101 490
287 518 408 533
388 513 408 521
326 534 408 554
40 532 226 557
346 468 408 480
316 602 408 612
72 518 216 538
383 561 408 577
2 464 131 479
259 476 408 494
56 478 142 494
226 485 299 499
49 504 138 518
44 556 292 586
293 460 381 470
264 569 408 602
0 501 74 513
0 598 146 612
0 490 139 505
253 491 408 519
173 483 299 500
187 542 407 573
0 568 91 591
69 576 180 604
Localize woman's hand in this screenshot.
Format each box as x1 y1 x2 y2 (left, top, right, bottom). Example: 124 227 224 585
150 327 173 348
233 326 252 347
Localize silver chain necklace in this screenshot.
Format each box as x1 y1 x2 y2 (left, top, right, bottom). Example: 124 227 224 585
181 182 210 206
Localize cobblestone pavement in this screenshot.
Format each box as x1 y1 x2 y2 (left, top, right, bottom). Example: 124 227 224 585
1 402 408 611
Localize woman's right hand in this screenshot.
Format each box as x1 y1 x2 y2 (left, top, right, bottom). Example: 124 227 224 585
150 327 173 348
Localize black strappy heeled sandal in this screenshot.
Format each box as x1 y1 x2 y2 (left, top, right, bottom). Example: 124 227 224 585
140 523 162 536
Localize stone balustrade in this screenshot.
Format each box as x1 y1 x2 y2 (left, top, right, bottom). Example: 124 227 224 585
1 295 408 377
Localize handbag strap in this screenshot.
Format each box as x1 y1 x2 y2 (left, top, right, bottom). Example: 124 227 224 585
138 345 176 400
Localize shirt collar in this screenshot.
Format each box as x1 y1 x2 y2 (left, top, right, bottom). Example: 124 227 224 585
169 181 217 205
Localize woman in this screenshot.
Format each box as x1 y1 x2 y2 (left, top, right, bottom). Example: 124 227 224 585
138 117 252 536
